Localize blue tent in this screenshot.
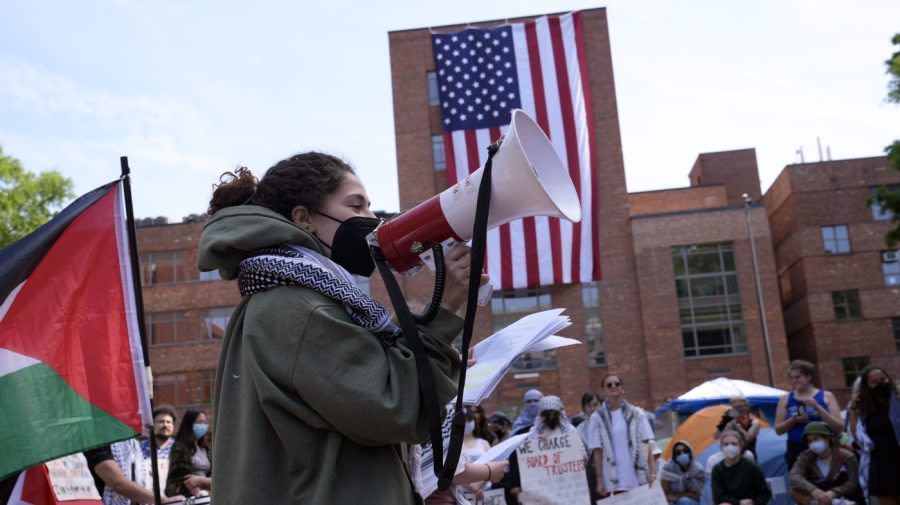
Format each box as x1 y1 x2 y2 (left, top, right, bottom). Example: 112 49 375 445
656 378 787 423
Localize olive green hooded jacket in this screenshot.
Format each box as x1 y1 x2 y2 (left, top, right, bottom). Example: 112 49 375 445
198 205 462 504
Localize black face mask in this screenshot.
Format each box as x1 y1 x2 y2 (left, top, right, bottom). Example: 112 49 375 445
316 212 381 277
873 381 893 398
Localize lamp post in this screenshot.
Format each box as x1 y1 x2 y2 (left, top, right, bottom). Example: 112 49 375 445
743 193 775 387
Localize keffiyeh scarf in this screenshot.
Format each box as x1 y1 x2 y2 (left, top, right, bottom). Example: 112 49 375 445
237 244 400 347
592 401 649 489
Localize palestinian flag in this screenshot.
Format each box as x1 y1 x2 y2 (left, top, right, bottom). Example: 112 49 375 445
0 180 151 480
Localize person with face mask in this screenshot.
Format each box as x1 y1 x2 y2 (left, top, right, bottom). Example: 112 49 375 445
661 441 704 505
488 412 512 443
165 409 212 498
508 396 589 502
459 407 493 502
511 389 544 435
199 155 478 505
711 430 771 505
848 365 899 505
789 422 861 505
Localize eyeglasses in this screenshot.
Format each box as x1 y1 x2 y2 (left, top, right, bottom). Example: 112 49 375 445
605 382 622 389
673 449 689 455
525 399 541 404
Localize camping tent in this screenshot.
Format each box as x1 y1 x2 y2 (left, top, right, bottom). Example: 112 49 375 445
661 404 770 460
656 377 787 422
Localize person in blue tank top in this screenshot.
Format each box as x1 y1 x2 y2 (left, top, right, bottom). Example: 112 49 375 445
774 360 843 470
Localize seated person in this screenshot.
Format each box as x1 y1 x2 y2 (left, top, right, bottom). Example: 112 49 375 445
711 430 772 505
714 396 761 458
661 440 704 505
789 422 860 505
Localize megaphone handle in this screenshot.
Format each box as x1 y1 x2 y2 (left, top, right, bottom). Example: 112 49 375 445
412 244 446 325
421 239 491 306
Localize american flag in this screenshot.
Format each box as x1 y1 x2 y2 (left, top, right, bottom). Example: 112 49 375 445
431 12 601 290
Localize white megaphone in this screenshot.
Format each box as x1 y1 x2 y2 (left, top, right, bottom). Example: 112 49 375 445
372 108 582 273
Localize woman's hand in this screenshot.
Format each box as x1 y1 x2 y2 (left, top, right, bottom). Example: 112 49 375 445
440 244 489 313
487 460 507 483
183 475 211 495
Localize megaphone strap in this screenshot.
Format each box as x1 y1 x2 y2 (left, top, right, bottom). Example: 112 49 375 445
370 143 498 493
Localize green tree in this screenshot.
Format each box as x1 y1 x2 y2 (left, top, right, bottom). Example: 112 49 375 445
0 146 75 247
869 33 900 246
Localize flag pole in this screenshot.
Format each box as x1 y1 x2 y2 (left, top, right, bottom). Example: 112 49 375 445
119 156 162 505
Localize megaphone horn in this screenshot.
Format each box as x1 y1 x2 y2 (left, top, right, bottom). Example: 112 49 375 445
372 108 582 273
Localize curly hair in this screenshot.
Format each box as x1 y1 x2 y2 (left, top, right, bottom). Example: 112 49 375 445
208 152 355 219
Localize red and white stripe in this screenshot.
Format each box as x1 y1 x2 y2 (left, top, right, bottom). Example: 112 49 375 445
443 12 601 290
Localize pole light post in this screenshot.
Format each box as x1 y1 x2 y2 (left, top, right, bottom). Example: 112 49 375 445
743 193 775 387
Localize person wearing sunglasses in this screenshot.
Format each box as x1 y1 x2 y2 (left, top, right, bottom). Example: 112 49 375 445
587 373 657 497
661 441 704 505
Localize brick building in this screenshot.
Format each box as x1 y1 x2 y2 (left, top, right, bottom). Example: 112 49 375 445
387 8 791 421
135 215 232 418
764 156 900 403
133 6 896 428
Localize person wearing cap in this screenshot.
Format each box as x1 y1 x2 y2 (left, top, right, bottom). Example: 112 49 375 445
789 422 861 505
487 412 512 444
511 389 544 434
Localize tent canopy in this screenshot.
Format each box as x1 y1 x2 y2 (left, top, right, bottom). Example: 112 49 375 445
656 377 786 420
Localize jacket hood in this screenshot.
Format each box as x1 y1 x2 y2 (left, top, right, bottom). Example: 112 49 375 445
198 205 324 280
672 439 695 458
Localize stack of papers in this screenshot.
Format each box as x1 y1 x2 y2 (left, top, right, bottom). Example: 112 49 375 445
462 308 578 405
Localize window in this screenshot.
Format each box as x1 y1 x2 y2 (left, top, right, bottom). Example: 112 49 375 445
199 269 222 281
427 71 440 106
672 242 747 357
882 250 900 286
893 317 900 352
870 185 899 221
203 307 234 339
432 135 447 171
145 312 191 345
153 370 216 412
139 251 188 285
841 356 870 388
582 282 605 366
821 225 850 254
832 290 862 320
492 288 556 370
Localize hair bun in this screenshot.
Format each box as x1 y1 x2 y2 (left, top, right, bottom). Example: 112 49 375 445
208 166 257 215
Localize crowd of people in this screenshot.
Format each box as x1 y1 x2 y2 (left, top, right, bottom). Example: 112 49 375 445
431 360 898 505
4 152 894 505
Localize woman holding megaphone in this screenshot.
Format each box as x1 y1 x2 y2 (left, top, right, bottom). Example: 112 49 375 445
198 152 481 505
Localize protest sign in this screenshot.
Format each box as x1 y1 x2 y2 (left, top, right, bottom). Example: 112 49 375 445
462 488 505 505
595 482 667 505
45 453 102 501
516 428 591 505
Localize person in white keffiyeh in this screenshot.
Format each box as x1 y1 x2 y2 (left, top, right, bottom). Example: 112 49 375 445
199 153 481 505
587 373 657 497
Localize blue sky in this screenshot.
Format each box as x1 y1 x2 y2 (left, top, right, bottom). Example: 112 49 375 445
1 1 898 220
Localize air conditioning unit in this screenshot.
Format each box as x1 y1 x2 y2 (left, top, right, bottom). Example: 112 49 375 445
883 250 900 262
